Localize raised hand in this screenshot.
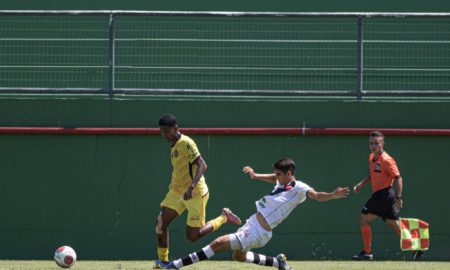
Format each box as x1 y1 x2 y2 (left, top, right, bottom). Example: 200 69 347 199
242 166 256 179
333 187 351 199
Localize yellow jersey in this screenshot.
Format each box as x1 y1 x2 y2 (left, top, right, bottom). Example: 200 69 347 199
169 134 208 197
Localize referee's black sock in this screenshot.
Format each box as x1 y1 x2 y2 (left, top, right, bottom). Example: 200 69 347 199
244 252 279 268
172 245 215 268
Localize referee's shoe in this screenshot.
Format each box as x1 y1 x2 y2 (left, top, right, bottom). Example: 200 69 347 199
413 250 424 261
352 250 374 261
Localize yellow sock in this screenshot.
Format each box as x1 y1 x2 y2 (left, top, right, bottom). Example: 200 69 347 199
157 247 169 262
207 214 227 231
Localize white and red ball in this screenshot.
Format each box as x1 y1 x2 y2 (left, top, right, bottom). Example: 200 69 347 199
54 246 77 268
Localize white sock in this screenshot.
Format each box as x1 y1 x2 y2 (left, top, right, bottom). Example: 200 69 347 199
244 252 279 267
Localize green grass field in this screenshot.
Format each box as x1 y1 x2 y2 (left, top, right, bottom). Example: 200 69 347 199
0 261 449 270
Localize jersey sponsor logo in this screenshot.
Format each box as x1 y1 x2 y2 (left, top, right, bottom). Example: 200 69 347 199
375 163 381 172
258 197 267 208
190 216 200 221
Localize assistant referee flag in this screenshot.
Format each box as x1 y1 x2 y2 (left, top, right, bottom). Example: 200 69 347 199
400 218 429 251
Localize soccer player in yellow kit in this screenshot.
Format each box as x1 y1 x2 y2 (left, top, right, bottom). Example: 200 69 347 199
155 113 241 268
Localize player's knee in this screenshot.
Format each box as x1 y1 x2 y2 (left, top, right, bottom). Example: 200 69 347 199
210 237 224 249
187 234 200 243
155 212 167 235
209 235 230 252
359 214 369 225
232 251 246 262
186 232 200 243
358 217 365 225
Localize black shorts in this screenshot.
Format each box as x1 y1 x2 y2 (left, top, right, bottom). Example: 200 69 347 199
361 187 399 221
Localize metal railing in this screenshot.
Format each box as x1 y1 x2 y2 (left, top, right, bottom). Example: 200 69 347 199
1 10 450 99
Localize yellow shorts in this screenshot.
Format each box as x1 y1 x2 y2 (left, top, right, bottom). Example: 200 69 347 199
160 190 209 228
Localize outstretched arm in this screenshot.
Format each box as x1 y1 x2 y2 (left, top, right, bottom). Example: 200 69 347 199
307 187 350 202
242 166 277 183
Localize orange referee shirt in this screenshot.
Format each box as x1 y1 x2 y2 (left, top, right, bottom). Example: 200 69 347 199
369 151 400 193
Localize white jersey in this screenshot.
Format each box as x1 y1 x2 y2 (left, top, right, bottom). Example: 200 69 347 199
255 180 312 229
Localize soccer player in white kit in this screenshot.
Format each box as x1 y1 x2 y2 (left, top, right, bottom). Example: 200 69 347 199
154 158 350 269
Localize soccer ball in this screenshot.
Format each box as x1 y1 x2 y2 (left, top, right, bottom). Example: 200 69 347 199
54 246 77 268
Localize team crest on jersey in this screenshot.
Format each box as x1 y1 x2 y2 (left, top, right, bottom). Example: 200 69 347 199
375 163 381 172
187 144 197 160
258 198 267 208
172 150 179 158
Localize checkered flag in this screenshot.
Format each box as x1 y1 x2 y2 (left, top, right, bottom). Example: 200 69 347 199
400 218 429 251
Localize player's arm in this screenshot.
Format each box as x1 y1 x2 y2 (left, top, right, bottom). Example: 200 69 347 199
353 176 371 193
242 166 277 183
394 175 403 209
394 175 403 198
307 187 350 202
387 158 403 209
184 155 207 200
192 155 208 183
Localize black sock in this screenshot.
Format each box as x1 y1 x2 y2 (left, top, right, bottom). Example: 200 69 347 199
173 245 215 268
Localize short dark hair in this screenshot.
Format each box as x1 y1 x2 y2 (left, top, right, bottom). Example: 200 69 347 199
159 113 177 127
273 158 296 175
370 130 384 139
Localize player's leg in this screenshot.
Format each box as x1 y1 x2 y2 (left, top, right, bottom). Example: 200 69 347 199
232 250 291 270
156 191 186 263
352 212 378 260
185 193 241 242
385 218 401 236
229 215 291 269
159 232 288 269
185 224 212 243
184 193 212 242
359 212 378 251
383 190 401 237
353 192 382 261
155 207 179 263
155 234 232 269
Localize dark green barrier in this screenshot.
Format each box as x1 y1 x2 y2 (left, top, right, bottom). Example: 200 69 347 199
0 96 449 260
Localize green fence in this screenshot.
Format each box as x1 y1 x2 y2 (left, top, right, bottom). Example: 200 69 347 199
1 11 450 97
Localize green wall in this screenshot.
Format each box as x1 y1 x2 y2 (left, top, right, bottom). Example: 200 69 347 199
0 95 449 260
0 0 449 262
